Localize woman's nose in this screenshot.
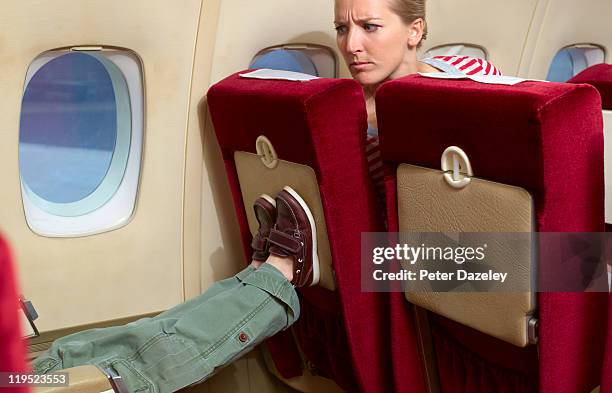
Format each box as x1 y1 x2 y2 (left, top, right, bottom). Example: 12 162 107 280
345 28 363 54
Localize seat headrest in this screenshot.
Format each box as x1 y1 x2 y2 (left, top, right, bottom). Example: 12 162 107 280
376 75 604 231
376 75 601 191
207 71 366 171
568 63 612 109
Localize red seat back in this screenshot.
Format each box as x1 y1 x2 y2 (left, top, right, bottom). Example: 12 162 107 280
569 63 612 109
377 75 608 393
569 63 612 393
207 72 393 392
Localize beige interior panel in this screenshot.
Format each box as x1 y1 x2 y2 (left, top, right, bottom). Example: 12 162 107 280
182 348 299 393
197 106 249 294
234 152 335 291
262 347 345 393
209 0 349 84
183 0 251 298
421 0 539 76
520 0 612 79
0 0 202 332
397 164 535 347
33 366 111 393
184 0 251 298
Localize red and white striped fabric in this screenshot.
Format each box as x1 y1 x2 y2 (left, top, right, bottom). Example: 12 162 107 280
430 55 502 76
365 134 385 209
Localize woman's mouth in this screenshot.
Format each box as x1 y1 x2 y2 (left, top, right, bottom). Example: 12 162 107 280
350 62 373 71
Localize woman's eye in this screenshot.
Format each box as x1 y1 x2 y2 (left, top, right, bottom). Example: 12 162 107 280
335 25 348 34
363 23 380 32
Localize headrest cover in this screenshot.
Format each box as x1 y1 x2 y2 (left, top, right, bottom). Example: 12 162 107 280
377 75 604 231
568 63 612 109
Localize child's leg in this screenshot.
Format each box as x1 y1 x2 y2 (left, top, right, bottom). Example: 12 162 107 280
32 264 298 393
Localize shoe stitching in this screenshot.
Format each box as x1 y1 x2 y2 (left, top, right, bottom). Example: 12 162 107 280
279 194 304 283
280 194 299 231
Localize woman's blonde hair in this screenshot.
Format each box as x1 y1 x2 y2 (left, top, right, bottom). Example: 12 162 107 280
388 0 427 48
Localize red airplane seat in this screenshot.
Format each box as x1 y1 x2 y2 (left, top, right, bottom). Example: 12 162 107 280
377 75 608 393
569 64 612 109
206 72 394 393
569 64 612 232
0 235 29 393
568 63 612 393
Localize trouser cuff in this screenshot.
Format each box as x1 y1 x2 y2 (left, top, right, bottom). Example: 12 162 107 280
239 264 300 325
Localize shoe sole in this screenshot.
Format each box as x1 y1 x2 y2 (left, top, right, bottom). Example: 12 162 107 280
259 194 276 207
282 186 320 286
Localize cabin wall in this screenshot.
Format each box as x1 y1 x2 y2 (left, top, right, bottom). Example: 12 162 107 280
209 0 348 84
0 0 203 333
422 0 540 76
519 0 611 78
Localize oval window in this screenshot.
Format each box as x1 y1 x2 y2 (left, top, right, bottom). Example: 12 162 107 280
249 44 338 78
19 52 131 216
546 44 605 82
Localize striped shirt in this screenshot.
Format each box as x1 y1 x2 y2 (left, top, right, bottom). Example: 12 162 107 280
366 56 501 215
421 55 502 76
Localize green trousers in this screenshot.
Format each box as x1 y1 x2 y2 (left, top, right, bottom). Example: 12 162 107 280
32 264 300 393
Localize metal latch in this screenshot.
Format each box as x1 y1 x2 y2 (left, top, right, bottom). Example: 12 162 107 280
528 317 539 344
441 146 473 189
256 135 279 169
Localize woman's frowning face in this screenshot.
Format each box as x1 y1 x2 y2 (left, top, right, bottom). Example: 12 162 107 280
334 0 424 88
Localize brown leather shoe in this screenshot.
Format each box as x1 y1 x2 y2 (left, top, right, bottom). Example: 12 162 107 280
251 194 276 262
268 186 319 287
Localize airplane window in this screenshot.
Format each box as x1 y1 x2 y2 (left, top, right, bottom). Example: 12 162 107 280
20 53 122 204
422 44 488 60
249 44 338 78
546 44 605 82
19 49 144 237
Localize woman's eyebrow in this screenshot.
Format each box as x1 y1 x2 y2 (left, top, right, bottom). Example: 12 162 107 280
357 17 383 23
334 17 383 25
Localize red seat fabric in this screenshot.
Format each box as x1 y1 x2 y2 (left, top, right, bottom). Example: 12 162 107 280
376 75 608 393
0 235 29 393
207 72 393 392
568 64 612 393
568 64 612 109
